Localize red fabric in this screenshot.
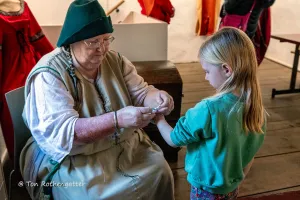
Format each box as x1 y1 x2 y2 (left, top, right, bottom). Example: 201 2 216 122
195 0 221 36
0 1 53 157
138 0 174 24
253 8 271 66
138 0 155 16
199 0 219 35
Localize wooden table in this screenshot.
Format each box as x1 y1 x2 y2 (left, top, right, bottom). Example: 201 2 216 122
271 34 300 98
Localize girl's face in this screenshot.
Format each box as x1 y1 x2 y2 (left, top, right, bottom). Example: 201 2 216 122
200 60 230 89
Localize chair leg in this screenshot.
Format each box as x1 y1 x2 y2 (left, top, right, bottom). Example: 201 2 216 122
8 169 15 200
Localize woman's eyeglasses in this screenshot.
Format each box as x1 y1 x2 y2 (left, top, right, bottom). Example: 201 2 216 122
84 36 115 48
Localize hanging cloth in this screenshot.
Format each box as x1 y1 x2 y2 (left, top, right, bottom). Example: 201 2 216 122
253 7 271 65
137 0 175 24
195 0 221 36
142 0 155 16
0 0 53 158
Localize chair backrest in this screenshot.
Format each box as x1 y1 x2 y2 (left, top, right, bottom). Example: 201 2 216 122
5 86 31 170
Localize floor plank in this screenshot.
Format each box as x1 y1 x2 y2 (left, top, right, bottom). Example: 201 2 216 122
266 106 300 122
238 186 300 198
239 152 300 196
172 152 300 199
173 168 191 200
257 127 300 157
265 120 300 131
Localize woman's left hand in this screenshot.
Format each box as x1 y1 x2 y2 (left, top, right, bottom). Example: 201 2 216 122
154 90 174 115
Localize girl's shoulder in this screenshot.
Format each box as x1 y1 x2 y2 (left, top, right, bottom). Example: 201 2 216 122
201 94 227 106
191 97 218 115
200 93 243 113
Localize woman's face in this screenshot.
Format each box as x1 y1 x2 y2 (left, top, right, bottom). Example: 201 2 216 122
73 33 113 66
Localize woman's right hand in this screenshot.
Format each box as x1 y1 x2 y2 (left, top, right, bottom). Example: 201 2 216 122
117 106 156 128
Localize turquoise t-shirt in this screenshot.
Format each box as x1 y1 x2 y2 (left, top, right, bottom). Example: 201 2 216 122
171 93 265 194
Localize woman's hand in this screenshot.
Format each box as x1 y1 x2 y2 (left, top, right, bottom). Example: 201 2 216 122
117 106 156 129
155 90 174 115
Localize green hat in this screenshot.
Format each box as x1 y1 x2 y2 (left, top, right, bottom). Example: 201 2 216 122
57 0 113 47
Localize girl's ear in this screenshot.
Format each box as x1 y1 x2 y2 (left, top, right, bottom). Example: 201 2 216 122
222 64 232 77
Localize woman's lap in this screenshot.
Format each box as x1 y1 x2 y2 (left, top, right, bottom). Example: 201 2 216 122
51 132 174 199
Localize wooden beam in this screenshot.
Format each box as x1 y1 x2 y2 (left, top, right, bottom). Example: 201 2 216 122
106 0 125 16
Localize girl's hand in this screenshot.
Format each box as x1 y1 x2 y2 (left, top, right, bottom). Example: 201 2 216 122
154 114 166 125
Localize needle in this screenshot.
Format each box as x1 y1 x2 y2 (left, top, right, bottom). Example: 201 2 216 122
152 103 162 113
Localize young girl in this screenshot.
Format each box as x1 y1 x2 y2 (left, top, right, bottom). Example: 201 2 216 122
154 27 266 199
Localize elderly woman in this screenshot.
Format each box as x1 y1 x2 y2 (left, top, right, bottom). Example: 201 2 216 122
20 0 175 199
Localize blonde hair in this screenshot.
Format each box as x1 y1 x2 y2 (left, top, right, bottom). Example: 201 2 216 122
199 27 265 133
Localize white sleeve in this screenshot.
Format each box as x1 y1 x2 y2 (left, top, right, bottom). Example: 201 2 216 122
23 72 79 162
122 56 154 106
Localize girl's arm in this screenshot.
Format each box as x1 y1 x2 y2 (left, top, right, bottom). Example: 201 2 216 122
155 114 177 148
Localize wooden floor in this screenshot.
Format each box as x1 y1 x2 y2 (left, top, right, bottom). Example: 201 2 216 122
170 59 300 199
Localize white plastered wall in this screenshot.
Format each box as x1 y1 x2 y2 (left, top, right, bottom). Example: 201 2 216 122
27 0 299 66
265 0 300 70
26 0 214 63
